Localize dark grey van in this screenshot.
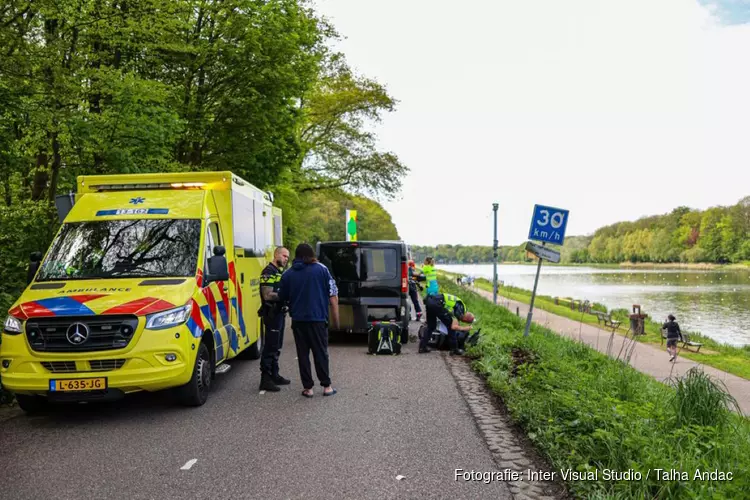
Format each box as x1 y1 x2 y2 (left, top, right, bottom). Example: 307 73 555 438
317 240 409 342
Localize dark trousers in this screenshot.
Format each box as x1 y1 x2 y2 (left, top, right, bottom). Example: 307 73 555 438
422 295 450 350
408 282 422 314
291 321 331 389
260 314 285 377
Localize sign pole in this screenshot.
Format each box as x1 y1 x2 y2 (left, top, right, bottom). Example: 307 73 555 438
492 203 498 304
524 203 569 336
524 243 544 337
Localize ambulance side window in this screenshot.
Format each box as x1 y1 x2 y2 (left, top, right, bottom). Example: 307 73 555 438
209 221 222 247
203 221 222 283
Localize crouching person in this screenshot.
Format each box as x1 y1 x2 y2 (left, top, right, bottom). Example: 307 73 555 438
419 293 474 355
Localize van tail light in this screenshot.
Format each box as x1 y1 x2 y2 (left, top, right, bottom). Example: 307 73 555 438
401 262 408 293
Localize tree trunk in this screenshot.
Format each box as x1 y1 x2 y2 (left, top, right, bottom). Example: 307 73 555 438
48 129 61 204
31 153 49 201
3 175 11 207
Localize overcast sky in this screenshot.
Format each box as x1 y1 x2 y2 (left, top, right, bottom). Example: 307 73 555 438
313 0 750 246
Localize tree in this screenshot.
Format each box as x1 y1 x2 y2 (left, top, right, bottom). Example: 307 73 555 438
168 0 326 187
296 56 408 199
287 188 399 249
699 207 727 263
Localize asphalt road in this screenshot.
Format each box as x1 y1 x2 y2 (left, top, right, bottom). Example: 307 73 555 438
0 319 511 500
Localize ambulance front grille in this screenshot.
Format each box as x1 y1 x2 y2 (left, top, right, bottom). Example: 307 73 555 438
40 359 127 373
88 359 126 371
25 316 139 353
41 361 78 373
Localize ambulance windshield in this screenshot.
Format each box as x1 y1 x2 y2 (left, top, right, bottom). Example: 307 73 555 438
36 219 201 281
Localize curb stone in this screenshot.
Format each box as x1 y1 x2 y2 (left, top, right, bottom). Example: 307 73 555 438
444 353 569 500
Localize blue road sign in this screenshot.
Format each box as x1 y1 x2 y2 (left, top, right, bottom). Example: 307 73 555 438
528 204 569 245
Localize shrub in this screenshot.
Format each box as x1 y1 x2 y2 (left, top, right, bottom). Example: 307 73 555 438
446 280 750 499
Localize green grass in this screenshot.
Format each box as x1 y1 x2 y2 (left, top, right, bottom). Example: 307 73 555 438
441 278 750 499
449 273 750 381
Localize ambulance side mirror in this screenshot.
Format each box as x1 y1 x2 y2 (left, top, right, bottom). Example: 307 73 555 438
27 252 42 284
206 245 229 283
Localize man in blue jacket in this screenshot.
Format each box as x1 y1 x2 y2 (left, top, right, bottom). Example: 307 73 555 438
279 243 340 397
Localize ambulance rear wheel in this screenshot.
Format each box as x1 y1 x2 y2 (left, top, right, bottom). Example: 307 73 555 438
178 342 212 406
15 394 49 414
246 328 262 360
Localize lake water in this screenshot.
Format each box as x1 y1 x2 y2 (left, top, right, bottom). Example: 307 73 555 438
438 264 750 347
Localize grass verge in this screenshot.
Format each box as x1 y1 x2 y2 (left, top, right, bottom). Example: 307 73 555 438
453 274 750 381
442 279 750 498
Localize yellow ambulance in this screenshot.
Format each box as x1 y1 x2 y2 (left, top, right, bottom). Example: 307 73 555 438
1 171 282 412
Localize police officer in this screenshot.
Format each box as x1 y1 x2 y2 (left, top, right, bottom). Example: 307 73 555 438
407 260 423 321
419 292 474 355
258 246 291 392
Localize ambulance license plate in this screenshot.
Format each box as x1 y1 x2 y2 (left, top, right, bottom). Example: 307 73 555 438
50 378 107 392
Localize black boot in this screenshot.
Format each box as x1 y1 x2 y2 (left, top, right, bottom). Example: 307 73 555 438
272 374 291 385
418 346 431 353
259 373 280 392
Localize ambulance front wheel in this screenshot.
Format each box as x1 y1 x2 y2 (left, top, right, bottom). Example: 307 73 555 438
15 394 49 414
177 342 212 406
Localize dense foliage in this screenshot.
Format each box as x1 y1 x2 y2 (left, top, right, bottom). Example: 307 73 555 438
413 198 750 265
411 244 534 265
0 0 405 316
580 198 750 264
443 280 750 499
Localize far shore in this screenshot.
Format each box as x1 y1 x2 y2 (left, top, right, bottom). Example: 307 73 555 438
436 261 750 271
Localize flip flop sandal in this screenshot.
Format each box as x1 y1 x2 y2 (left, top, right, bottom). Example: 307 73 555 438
323 389 337 397
302 390 314 398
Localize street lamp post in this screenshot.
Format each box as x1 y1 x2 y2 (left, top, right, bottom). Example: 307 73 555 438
492 203 498 304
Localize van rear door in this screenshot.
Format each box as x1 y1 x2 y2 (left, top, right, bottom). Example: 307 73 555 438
318 243 361 300
317 241 407 332
359 245 403 321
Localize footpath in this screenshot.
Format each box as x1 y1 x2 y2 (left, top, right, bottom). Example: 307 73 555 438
467 285 750 416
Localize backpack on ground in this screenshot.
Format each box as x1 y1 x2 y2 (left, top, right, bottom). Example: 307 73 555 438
368 321 402 355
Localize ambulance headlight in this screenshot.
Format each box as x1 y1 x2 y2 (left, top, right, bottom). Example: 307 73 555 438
3 316 22 335
146 305 192 330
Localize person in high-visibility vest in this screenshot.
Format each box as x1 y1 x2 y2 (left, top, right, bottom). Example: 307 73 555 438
407 260 423 321
419 292 474 355
421 256 438 297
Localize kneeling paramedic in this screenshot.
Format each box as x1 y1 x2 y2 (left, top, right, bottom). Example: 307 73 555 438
258 246 291 392
420 293 473 355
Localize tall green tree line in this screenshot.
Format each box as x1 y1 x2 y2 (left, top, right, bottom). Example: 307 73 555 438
580 198 750 264
410 197 750 265
0 0 406 312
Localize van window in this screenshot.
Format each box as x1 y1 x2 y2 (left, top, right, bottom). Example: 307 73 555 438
361 248 398 281
208 221 221 247
204 221 222 277
232 191 255 251
254 198 266 254
273 214 283 246
319 246 359 282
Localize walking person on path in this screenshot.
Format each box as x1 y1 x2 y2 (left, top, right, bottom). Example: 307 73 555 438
662 314 683 362
279 243 340 397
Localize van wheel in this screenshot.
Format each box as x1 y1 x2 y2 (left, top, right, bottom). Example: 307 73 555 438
15 394 49 414
177 342 212 406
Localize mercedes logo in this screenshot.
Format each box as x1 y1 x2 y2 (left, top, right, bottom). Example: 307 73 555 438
66 322 90 345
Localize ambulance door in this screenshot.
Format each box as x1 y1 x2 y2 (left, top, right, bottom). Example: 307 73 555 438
203 218 232 364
